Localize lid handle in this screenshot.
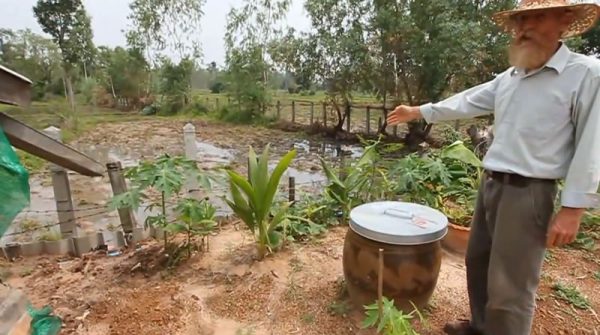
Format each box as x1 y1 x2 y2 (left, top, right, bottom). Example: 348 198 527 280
383 208 413 219
383 208 428 229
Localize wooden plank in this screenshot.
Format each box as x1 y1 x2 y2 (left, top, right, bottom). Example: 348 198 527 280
0 113 104 176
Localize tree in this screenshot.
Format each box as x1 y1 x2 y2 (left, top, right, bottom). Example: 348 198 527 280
126 0 205 64
95 46 151 108
33 0 95 113
223 0 291 119
295 0 371 132
365 0 515 147
0 28 62 100
125 0 205 109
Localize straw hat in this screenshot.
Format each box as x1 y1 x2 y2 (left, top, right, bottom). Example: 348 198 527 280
492 0 600 38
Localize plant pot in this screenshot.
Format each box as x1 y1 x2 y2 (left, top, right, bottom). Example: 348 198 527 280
132 227 150 243
2 243 21 261
101 231 126 249
441 222 471 255
20 241 44 257
44 239 74 255
73 234 100 257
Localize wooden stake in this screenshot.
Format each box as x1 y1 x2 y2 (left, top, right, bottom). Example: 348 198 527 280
378 248 384 317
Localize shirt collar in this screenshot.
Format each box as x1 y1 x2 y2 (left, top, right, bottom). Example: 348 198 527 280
545 42 570 74
511 42 571 77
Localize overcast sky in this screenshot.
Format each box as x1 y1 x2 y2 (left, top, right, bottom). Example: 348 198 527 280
0 0 311 66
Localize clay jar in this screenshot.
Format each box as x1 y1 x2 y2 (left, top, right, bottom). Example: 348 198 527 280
343 201 448 313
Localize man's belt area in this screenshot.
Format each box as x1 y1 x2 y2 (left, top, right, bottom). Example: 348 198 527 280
485 170 557 187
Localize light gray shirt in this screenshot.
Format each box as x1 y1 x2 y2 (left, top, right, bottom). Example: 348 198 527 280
420 42 600 209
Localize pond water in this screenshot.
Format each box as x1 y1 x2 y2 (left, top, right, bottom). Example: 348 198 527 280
1 136 364 246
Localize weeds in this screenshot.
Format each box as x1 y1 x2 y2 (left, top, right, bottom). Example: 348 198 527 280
328 300 351 317
552 282 591 310
362 297 424 335
593 271 600 282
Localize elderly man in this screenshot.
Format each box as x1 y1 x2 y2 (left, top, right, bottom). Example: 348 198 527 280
387 1 600 334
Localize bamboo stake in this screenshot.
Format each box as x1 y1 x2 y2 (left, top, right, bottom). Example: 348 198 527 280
378 248 384 318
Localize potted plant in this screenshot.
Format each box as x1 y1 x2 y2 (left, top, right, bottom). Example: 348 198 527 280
440 199 473 255
437 141 483 255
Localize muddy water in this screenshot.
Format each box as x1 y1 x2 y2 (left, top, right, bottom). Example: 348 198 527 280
2 126 362 246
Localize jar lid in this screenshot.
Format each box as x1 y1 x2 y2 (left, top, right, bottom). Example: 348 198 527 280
349 201 448 245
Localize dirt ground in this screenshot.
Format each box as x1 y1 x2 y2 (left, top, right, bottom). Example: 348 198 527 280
1 118 599 334
1 221 598 335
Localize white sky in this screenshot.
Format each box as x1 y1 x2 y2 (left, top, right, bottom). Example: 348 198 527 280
0 0 311 66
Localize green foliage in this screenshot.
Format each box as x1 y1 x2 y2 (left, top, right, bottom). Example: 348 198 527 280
552 282 591 310
362 297 423 335
223 0 291 123
126 0 204 62
389 141 481 227
320 138 384 223
172 198 218 258
282 194 332 242
224 145 296 259
33 0 94 67
157 57 196 114
0 29 63 101
96 46 150 104
593 271 600 282
110 154 216 250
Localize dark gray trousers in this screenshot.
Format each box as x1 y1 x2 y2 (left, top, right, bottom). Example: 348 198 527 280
466 172 558 335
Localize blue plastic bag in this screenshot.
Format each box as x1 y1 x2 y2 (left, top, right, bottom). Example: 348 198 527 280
0 125 30 236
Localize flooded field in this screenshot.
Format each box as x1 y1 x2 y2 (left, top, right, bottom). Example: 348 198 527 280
1 119 364 245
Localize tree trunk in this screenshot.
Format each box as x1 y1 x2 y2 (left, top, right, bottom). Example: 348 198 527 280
65 74 76 113
404 120 433 150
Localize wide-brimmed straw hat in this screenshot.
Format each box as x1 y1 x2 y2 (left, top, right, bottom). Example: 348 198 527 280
492 0 599 38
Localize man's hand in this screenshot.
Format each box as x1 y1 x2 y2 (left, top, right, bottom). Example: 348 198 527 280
546 207 585 248
387 105 422 126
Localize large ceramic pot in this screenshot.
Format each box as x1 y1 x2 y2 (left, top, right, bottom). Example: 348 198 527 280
441 222 471 255
342 201 448 313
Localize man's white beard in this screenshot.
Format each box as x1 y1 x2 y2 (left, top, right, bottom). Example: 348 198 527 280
508 42 552 71
508 36 552 70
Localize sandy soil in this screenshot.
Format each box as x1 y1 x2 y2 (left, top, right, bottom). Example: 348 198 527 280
2 221 598 335
1 119 598 335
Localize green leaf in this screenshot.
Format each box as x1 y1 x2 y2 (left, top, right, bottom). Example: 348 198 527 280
441 141 482 168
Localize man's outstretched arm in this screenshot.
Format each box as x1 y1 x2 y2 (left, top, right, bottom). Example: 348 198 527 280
388 71 507 126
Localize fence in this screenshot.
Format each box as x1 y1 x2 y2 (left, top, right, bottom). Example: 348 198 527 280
1 122 337 260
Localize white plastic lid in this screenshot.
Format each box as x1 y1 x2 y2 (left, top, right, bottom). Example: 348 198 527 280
349 201 448 245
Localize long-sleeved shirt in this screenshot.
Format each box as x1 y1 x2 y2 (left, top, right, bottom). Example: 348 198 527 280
420 42 600 209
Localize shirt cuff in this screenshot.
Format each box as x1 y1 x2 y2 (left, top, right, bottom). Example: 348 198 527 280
419 103 434 123
560 191 600 209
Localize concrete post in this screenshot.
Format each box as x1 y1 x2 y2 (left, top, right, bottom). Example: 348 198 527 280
183 123 200 197
43 126 75 237
107 161 136 233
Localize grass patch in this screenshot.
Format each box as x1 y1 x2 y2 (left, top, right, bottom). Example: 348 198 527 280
593 271 600 282
552 282 591 310
16 150 46 173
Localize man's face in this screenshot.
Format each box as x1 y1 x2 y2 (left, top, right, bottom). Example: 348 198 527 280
507 9 573 70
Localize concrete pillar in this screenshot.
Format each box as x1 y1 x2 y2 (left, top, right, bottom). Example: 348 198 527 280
43 126 75 237
183 123 200 197
107 161 136 233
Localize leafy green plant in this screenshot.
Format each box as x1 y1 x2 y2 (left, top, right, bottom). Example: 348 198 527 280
110 154 215 249
171 198 218 258
362 297 424 335
224 144 296 259
552 282 591 310
388 141 482 227
593 271 600 281
320 138 383 223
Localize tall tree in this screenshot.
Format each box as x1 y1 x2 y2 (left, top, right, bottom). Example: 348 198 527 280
33 0 95 112
224 0 291 118
126 0 204 64
0 28 63 100
297 0 371 132
125 0 205 106
365 0 515 147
